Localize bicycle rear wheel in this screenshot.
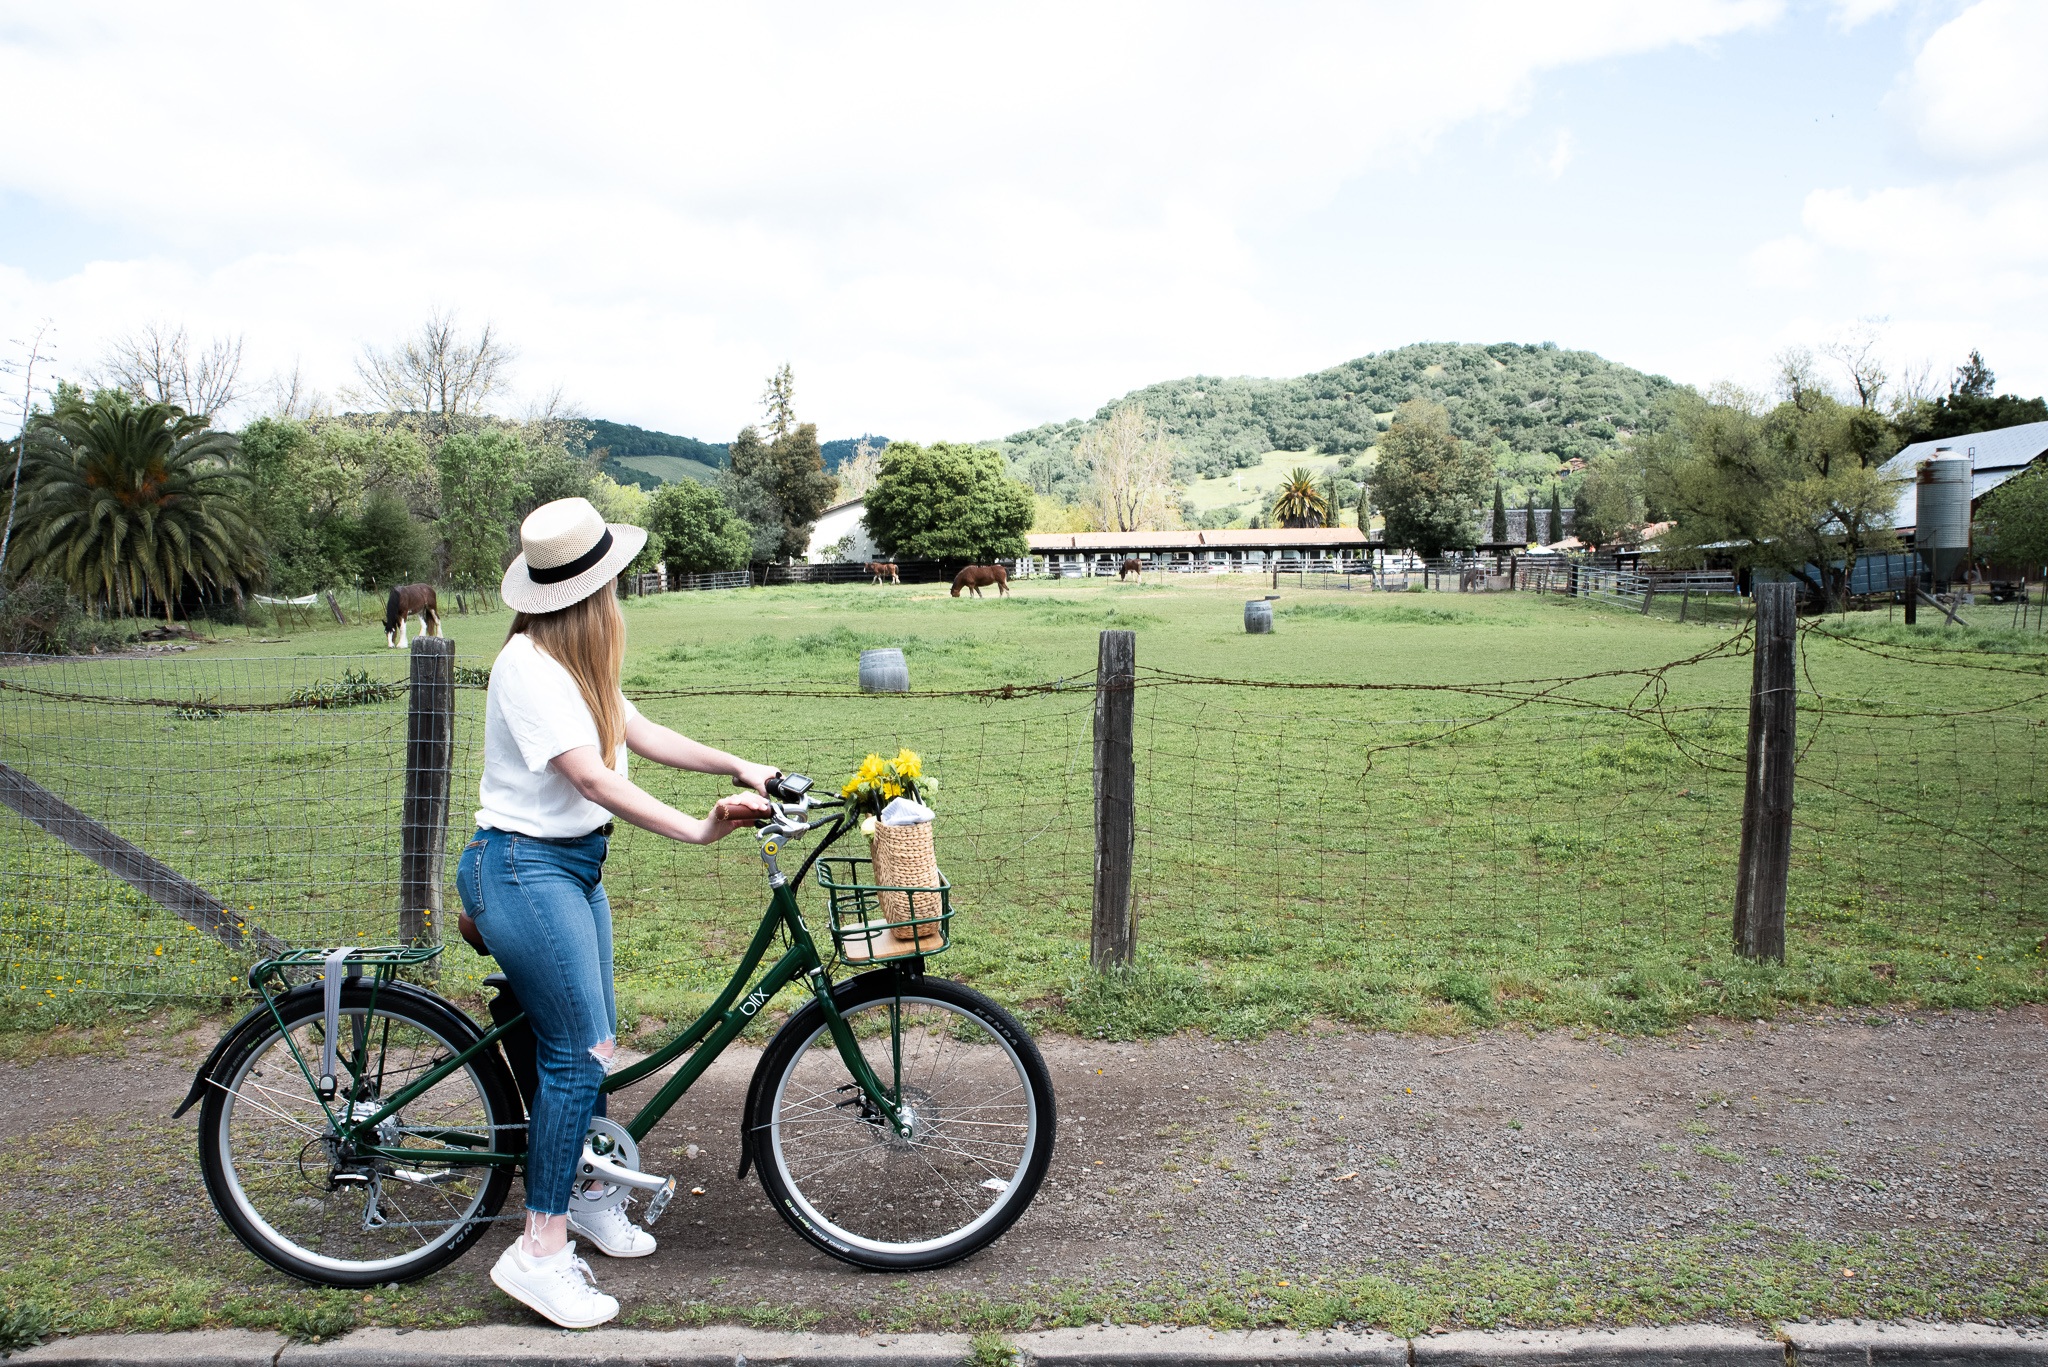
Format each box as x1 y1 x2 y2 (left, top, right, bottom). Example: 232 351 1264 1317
748 971 1055 1270
196 981 518 1287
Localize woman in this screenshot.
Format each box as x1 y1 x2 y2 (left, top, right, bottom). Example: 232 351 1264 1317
456 497 776 1329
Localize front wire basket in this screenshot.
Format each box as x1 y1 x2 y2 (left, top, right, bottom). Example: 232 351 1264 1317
815 856 952 963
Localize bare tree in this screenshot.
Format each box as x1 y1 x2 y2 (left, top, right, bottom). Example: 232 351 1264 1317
1773 345 1828 407
92 322 244 419
348 310 515 437
1 320 56 575
264 359 329 420
836 437 882 502
760 362 796 440
1821 319 1889 411
1077 403 1180 532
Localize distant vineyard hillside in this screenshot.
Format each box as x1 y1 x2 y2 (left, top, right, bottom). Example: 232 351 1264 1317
996 342 1676 478
583 421 888 489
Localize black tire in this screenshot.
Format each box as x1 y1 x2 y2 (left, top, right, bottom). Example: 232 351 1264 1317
747 971 1056 1270
196 981 519 1287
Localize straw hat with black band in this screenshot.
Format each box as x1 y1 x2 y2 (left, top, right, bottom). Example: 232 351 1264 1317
500 497 649 614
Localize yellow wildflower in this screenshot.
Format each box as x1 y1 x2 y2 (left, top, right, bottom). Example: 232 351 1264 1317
893 748 922 781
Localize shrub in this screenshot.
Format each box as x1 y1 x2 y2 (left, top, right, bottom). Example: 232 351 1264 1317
0 579 132 654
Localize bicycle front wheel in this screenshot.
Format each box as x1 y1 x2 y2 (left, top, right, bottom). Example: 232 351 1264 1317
196 982 518 1287
749 971 1055 1270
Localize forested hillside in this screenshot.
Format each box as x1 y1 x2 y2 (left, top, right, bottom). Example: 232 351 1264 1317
997 342 1675 479
583 420 886 489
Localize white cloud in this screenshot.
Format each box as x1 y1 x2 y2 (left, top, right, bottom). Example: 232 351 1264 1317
1894 0 2048 167
0 1 1783 436
1829 0 1903 29
1545 129 1577 178
1744 234 1821 289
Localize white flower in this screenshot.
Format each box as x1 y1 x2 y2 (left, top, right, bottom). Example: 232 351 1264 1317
859 815 878 837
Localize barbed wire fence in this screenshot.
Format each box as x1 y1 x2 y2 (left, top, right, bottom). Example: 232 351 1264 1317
1 609 2041 1016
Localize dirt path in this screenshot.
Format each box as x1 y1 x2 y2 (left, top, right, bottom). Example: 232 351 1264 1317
3 1007 2043 1329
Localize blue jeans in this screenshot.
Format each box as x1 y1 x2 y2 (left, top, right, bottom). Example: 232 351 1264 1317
455 826 615 1217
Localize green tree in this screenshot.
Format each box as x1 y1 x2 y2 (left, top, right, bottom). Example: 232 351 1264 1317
761 362 797 440
1373 400 1491 558
1523 487 1539 547
1570 451 1647 550
1357 482 1371 532
437 430 532 591
724 422 836 562
351 488 432 586
1272 467 1330 528
863 442 1034 562
10 391 261 620
647 478 751 575
1975 463 2048 571
1490 482 1508 544
239 417 434 592
1548 485 1564 546
1643 387 1902 609
1901 350 2048 443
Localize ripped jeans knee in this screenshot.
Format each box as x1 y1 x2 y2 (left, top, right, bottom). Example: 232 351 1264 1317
589 1035 617 1071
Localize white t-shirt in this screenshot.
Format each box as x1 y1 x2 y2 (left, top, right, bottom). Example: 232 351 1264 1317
476 633 643 838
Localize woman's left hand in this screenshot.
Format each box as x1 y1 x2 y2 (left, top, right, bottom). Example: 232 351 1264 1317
730 760 780 796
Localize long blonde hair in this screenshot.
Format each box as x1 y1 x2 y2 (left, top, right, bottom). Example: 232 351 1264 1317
511 587 627 768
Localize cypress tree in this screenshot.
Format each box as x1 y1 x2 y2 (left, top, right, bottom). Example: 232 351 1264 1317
1524 488 1539 547
1357 484 1371 532
1490 482 1507 545
1548 485 1564 547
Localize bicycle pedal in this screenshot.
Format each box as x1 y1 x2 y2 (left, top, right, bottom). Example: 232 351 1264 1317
642 1176 678 1228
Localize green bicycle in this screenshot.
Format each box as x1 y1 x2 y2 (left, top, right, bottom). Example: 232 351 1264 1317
173 775 1057 1287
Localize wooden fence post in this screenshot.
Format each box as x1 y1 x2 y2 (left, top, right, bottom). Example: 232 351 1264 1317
1092 629 1136 969
400 636 455 962
1734 582 1795 962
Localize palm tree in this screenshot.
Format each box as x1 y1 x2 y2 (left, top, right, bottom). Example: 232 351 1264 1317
1273 467 1330 529
11 393 261 621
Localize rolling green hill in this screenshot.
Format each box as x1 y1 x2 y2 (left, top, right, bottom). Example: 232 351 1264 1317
584 421 888 489
997 341 1676 482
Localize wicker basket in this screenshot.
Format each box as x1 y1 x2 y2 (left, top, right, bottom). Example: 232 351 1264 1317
871 821 945 946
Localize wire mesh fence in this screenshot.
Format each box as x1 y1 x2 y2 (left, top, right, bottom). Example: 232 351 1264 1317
1 622 2041 1020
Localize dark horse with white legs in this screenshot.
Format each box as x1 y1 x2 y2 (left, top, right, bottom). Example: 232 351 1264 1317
950 564 1009 598
1119 558 1142 581
384 584 441 647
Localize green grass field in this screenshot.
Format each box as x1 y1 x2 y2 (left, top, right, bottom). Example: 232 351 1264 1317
4 577 2044 1035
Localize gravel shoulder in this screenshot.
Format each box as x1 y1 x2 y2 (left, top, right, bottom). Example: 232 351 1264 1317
1 1007 2043 1340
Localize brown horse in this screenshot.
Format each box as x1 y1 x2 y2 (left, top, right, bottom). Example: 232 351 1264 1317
384 583 441 647
950 564 1009 598
1118 558 1142 581
866 562 901 584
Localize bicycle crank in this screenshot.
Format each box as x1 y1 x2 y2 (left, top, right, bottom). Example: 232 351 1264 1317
573 1117 676 1221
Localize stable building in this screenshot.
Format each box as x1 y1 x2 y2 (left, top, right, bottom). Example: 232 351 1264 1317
1021 527 1375 576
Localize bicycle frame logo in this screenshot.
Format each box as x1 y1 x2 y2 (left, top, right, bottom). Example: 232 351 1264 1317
739 987 772 1017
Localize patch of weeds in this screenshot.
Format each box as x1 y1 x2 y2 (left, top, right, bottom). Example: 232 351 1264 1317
286 668 404 710
0 1299 55 1356
966 1330 1018 1366
1695 1144 1744 1165
1432 971 1497 1024
275 1294 358 1343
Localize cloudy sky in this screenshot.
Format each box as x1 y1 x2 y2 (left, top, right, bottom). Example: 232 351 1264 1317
0 0 2041 441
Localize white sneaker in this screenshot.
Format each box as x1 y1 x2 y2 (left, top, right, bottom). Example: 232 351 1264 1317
490 1240 619 1329
568 1194 658 1258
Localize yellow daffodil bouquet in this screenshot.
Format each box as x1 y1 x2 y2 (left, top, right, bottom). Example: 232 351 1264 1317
840 748 935 836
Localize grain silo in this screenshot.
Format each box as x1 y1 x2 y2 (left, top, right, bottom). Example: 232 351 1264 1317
1916 452 1972 586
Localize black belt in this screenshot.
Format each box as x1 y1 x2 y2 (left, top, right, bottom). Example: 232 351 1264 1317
520 822 614 843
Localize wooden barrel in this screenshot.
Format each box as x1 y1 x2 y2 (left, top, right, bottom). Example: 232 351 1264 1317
1244 599 1274 634
859 647 909 692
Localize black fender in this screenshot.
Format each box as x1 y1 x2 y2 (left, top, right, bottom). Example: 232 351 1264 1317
172 980 486 1119
737 960 924 1180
